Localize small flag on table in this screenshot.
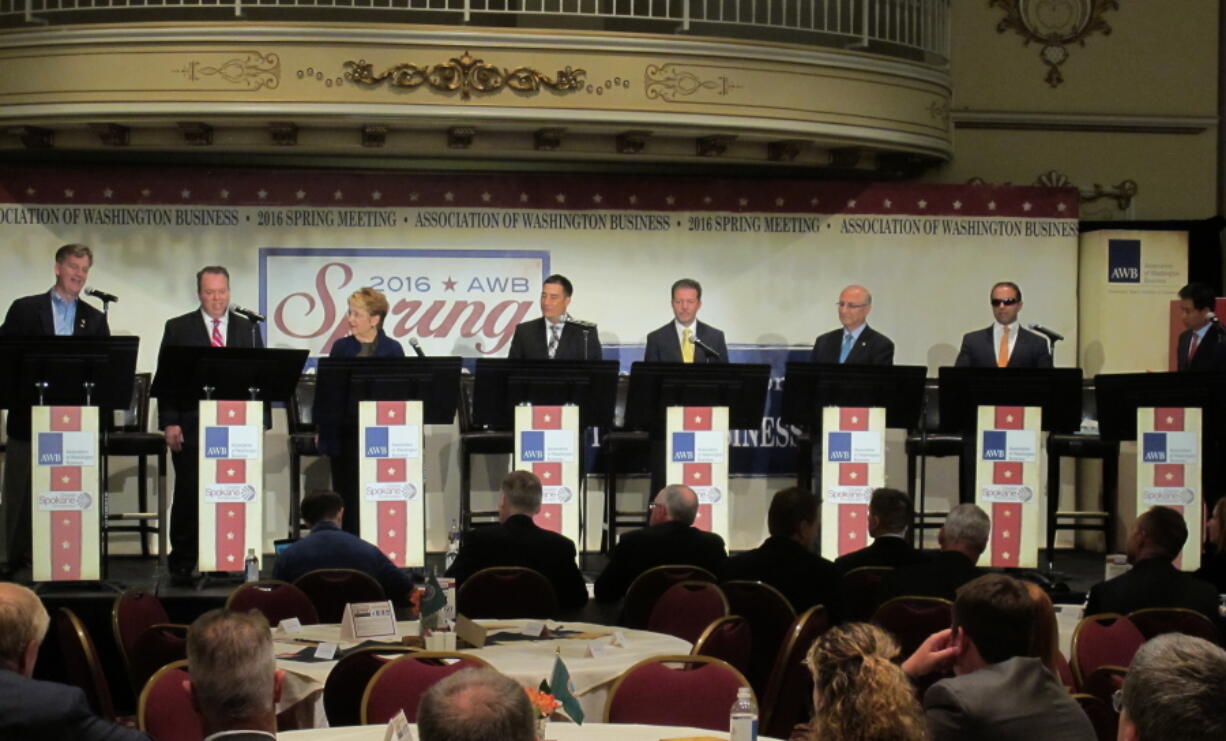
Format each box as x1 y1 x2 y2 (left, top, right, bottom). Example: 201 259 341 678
421 570 447 619
549 654 585 724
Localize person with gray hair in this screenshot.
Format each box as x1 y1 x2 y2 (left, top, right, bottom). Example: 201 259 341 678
445 470 588 609
595 484 726 603
187 609 284 740
835 487 928 573
0 582 149 740
418 668 535 741
884 503 990 601
1117 633 1226 741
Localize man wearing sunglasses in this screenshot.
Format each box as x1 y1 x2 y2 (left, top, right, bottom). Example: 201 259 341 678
954 282 1052 368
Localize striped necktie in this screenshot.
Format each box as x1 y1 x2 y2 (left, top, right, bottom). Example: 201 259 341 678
210 318 224 348
547 322 561 359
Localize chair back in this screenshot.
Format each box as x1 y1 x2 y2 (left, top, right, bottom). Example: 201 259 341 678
760 605 830 739
605 655 752 732
112 588 171 691
138 660 203 741
1072 694 1119 741
1127 607 1222 644
115 372 152 432
56 607 116 721
324 647 415 726
1056 650 1075 691
622 564 718 629
289 373 318 433
871 595 954 660
647 581 729 644
455 566 558 619
692 615 752 679
1081 665 1128 706
293 569 388 623
226 580 320 626
841 565 893 622
1070 613 1145 690
720 580 796 698
128 623 190 697
362 652 493 724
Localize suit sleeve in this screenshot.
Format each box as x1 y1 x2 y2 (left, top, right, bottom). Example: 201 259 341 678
923 682 976 741
157 318 182 429
587 326 603 360
954 336 973 367
0 299 18 336
1034 336 1053 368
594 538 633 603
370 548 417 604
507 325 526 360
809 337 822 363
710 328 729 363
874 335 895 365
557 540 590 608
644 329 662 362
64 685 152 741
444 530 479 583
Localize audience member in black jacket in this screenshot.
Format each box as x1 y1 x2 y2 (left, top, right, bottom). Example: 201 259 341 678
884 503 989 601
834 488 929 573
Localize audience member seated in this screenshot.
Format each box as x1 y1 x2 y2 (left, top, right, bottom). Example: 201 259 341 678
1021 581 1061 679
902 574 1094 741
1194 497 1226 592
1086 506 1220 623
417 667 535 741
445 470 588 609
0 582 150 741
273 491 418 608
1117 633 1226 741
883 504 989 601
187 609 285 741
721 486 840 617
801 622 927 741
834 488 928 573
594 484 727 603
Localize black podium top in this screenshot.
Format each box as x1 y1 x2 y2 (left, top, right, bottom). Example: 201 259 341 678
0 336 138 411
471 358 620 430
314 356 462 428
1096 371 1226 442
937 367 1082 434
623 361 771 433
780 362 926 433
151 346 308 407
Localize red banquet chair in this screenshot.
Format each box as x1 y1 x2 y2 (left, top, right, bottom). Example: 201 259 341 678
293 568 387 623
720 580 796 699
1070 613 1145 691
1081 665 1128 707
1073 693 1119 741
621 564 718 629
56 607 119 722
324 647 416 727
138 660 204 741
112 589 188 696
455 566 558 620
691 615 753 680
604 655 752 732
226 580 320 626
1126 607 1221 645
760 604 830 739
361 652 493 724
841 566 893 622
647 580 729 644
871 595 954 661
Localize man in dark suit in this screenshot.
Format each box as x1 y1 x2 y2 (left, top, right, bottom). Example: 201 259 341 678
1175 282 1226 371
506 274 601 360
594 484 727 602
1086 506 1221 624
643 278 728 363
954 282 1052 368
0 582 150 740
1 244 110 576
158 266 263 584
446 471 588 610
834 487 928 573
187 609 285 741
884 503 988 601
810 284 894 365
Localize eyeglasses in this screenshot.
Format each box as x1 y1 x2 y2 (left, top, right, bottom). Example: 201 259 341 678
836 301 869 309
1112 689 1124 714
990 297 1021 307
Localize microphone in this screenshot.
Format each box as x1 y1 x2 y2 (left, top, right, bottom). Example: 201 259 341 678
1028 324 1064 342
85 287 118 303
566 317 597 329
408 337 426 358
692 336 723 360
232 305 266 323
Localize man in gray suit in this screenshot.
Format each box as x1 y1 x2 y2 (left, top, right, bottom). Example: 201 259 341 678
954 282 1052 368
902 573 1094 741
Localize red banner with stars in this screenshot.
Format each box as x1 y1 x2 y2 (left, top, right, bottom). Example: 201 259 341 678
974 405 1041 569
1136 407 1202 571
359 400 425 568
198 400 263 573
515 406 580 555
820 407 885 560
32 406 101 582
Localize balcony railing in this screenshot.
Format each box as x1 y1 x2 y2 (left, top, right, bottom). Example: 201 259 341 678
0 0 950 66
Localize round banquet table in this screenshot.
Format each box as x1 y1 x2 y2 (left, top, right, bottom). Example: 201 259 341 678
281 722 782 740
275 619 692 726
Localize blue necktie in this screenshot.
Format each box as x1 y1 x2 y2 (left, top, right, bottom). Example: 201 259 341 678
839 332 854 363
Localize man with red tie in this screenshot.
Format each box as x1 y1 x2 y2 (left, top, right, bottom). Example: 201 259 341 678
1175 282 1226 371
158 266 263 585
954 282 1052 368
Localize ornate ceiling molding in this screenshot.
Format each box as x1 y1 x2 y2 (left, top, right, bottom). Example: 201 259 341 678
345 52 585 100
990 0 1119 87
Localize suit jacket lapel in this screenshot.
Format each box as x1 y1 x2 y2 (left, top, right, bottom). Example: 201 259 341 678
846 326 871 362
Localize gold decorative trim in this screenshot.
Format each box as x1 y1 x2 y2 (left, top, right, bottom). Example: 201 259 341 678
1035 169 1137 209
990 0 1118 87
344 52 585 100
176 52 281 90
644 64 740 102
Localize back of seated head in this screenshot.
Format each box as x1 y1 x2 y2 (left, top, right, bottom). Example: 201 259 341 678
1120 633 1226 741
943 503 990 552
1138 506 1188 560
417 667 535 741
188 609 275 726
658 484 698 526
869 487 912 534
0 582 50 675
501 470 543 514
767 487 818 538
301 491 344 528
953 573 1034 665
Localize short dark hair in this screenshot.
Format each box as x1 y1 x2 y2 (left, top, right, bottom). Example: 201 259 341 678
55 243 93 265
543 274 573 297
991 281 1022 302
197 265 231 293
1139 506 1189 560
301 491 344 526
671 278 703 301
417 668 535 741
869 488 912 533
767 487 818 538
953 574 1034 664
501 471 543 513
1178 282 1216 311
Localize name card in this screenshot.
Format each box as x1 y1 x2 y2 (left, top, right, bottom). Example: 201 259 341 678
611 630 629 648
519 620 545 638
340 600 399 640
455 614 488 648
314 642 337 661
586 641 608 658
384 710 414 741
424 632 458 651
278 617 303 635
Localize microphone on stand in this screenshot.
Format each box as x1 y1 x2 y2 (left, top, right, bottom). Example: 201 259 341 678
85 287 119 303
566 317 597 329
1028 324 1064 343
408 337 426 358
232 305 266 323
692 336 723 361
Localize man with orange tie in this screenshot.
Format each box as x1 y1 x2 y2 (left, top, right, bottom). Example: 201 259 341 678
644 279 728 363
954 282 1052 368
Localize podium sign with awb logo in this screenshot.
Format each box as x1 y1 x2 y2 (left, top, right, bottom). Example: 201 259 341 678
32 406 101 582
1138 407 1202 571
666 406 729 540
515 405 580 554
198 401 263 573
820 407 885 560
974 406 1041 569
360 401 425 568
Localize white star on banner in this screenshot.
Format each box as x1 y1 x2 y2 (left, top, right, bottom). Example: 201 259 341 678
388 409 397 418
847 199 856 208
1057 203 1067 212
25 187 35 196
386 467 397 476
628 195 638 205
953 200 962 209
372 190 382 200
543 414 551 423
257 189 268 199
64 189 75 198
103 188 114 198
334 190 344 200
63 518 72 526
693 415 703 424
988 201 997 210
445 192 455 202
141 188 151 197
228 409 236 418
1002 530 1011 539
810 197 819 206
480 192 491 202
1006 414 1015 423
63 564 71 572
849 470 858 479
62 414 71 423
542 470 552 479
1003 469 1013 478
295 190 306 200
693 471 702 480
227 510 237 518
1165 415 1175 425
1022 202 1032 211
775 197 785 206
543 511 552 519
388 552 397 560
849 532 858 539
61 475 71 484
850 511 858 518
850 415 860 424
181 189 191 199
1002 552 1011 560
593 194 603 204
409 192 419 202
227 554 236 563
702 196 712 205
519 193 529 203
739 197 749 207
226 468 236 477
1165 472 1175 481
555 193 566 203
918 199 927 208
220 188 231 199
226 532 235 540
387 529 397 538
883 198 892 208
665 195 675 205
389 508 397 516
62 541 70 549
1004 509 1013 517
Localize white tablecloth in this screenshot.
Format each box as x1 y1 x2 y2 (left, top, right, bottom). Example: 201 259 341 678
282 722 778 740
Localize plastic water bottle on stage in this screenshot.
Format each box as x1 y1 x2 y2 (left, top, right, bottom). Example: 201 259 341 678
729 686 758 741
444 518 460 572
244 548 259 582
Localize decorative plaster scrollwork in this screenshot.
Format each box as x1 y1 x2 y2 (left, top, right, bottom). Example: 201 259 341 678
644 64 739 102
1035 169 1137 209
990 0 1119 87
345 52 585 100
180 52 280 90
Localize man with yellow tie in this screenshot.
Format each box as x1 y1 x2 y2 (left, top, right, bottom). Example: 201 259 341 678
954 282 1052 368
644 278 729 363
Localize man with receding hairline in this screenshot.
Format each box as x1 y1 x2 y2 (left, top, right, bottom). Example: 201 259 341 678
884 503 989 601
418 668 535 741
810 284 894 365
186 609 284 741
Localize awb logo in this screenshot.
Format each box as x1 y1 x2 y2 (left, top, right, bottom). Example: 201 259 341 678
520 431 546 461
1142 433 1167 462
982 431 1007 461
1108 239 1141 284
204 427 229 459
37 433 63 465
827 432 852 462
671 432 696 462
365 427 389 458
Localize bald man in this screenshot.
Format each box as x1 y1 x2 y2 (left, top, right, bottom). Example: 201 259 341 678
810 285 895 365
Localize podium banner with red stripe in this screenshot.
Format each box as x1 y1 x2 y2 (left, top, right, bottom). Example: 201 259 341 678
974 405 1041 569
359 400 425 568
198 400 263 572
1137 407 1202 570
514 405 580 556
819 407 885 560
32 406 101 582
665 406 730 540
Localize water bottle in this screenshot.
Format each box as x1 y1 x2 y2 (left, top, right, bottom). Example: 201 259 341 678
444 518 460 571
244 548 259 582
729 686 758 741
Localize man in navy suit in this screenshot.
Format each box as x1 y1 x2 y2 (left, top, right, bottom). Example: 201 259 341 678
1174 282 1226 371
954 282 1052 368
644 278 728 363
1 244 110 576
506 274 601 360
810 284 894 365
